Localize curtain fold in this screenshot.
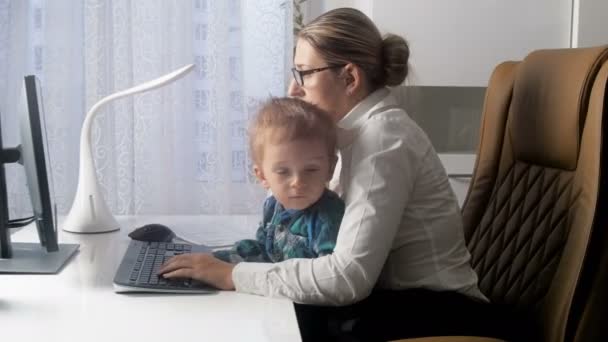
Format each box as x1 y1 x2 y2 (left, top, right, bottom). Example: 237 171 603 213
0 0 292 218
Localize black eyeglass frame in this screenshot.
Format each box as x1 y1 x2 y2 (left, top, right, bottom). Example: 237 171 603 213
291 64 346 86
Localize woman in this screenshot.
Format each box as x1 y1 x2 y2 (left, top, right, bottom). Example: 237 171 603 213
160 8 511 341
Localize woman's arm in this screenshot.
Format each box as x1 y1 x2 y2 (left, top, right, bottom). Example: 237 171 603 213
159 253 236 290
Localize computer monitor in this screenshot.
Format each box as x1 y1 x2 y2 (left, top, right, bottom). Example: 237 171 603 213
0 75 79 274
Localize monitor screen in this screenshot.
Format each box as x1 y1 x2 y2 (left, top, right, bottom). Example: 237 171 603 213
0 75 78 274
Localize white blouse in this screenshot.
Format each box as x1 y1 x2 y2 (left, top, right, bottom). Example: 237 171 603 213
232 88 486 305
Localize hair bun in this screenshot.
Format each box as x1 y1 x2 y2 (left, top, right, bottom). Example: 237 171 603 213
381 34 410 86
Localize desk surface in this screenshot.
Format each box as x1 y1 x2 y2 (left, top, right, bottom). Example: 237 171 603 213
1 216 301 342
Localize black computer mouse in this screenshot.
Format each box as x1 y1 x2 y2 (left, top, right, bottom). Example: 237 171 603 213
128 223 176 243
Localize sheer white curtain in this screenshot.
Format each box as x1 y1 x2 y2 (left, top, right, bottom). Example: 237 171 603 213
0 0 292 219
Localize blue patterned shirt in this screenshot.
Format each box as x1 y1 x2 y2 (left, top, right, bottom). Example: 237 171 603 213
214 189 344 263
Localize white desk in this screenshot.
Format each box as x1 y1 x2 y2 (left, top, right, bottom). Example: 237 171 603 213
0 216 301 342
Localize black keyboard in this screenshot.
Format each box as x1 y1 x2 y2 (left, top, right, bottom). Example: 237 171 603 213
113 240 215 293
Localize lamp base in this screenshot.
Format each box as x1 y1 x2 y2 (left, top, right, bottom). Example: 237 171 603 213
61 197 121 234
62 225 119 234
62 221 120 234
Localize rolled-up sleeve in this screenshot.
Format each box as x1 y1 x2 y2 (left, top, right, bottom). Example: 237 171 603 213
233 116 419 305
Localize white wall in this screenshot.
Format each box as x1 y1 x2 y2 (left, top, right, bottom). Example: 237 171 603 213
371 0 572 86
314 0 372 17
313 1 577 86
573 0 608 47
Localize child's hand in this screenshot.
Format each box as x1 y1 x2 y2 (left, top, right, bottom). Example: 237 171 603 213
158 253 235 290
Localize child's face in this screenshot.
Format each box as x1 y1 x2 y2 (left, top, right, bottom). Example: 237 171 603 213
254 138 333 210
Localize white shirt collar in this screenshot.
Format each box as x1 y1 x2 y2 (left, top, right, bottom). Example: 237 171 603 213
336 87 397 148
337 87 393 131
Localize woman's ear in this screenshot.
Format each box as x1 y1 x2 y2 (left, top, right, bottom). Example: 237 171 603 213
342 63 363 95
254 165 270 189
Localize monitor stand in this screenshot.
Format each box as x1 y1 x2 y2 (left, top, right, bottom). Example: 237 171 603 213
0 242 79 274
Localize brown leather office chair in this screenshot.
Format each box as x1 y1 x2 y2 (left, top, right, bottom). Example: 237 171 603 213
394 45 608 342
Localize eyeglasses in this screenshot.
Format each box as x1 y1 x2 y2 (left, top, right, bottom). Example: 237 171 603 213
291 64 346 86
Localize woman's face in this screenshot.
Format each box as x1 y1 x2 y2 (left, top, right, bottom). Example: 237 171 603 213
288 39 350 122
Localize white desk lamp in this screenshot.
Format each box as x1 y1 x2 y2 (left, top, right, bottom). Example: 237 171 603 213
62 64 195 233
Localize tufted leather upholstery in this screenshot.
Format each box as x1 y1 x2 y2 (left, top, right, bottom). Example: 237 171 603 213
465 46 608 342
393 45 608 342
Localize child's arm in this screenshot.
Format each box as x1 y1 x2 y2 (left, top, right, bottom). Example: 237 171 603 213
311 194 345 257
212 239 268 263
212 197 277 263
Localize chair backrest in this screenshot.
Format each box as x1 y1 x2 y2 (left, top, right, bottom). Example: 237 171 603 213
461 46 608 342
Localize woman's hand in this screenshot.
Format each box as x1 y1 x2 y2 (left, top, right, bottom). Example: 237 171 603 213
158 253 235 290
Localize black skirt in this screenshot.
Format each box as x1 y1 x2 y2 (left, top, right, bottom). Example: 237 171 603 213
293 288 534 342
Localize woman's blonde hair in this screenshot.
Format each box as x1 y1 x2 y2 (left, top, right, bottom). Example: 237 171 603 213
298 7 409 89
249 97 337 165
